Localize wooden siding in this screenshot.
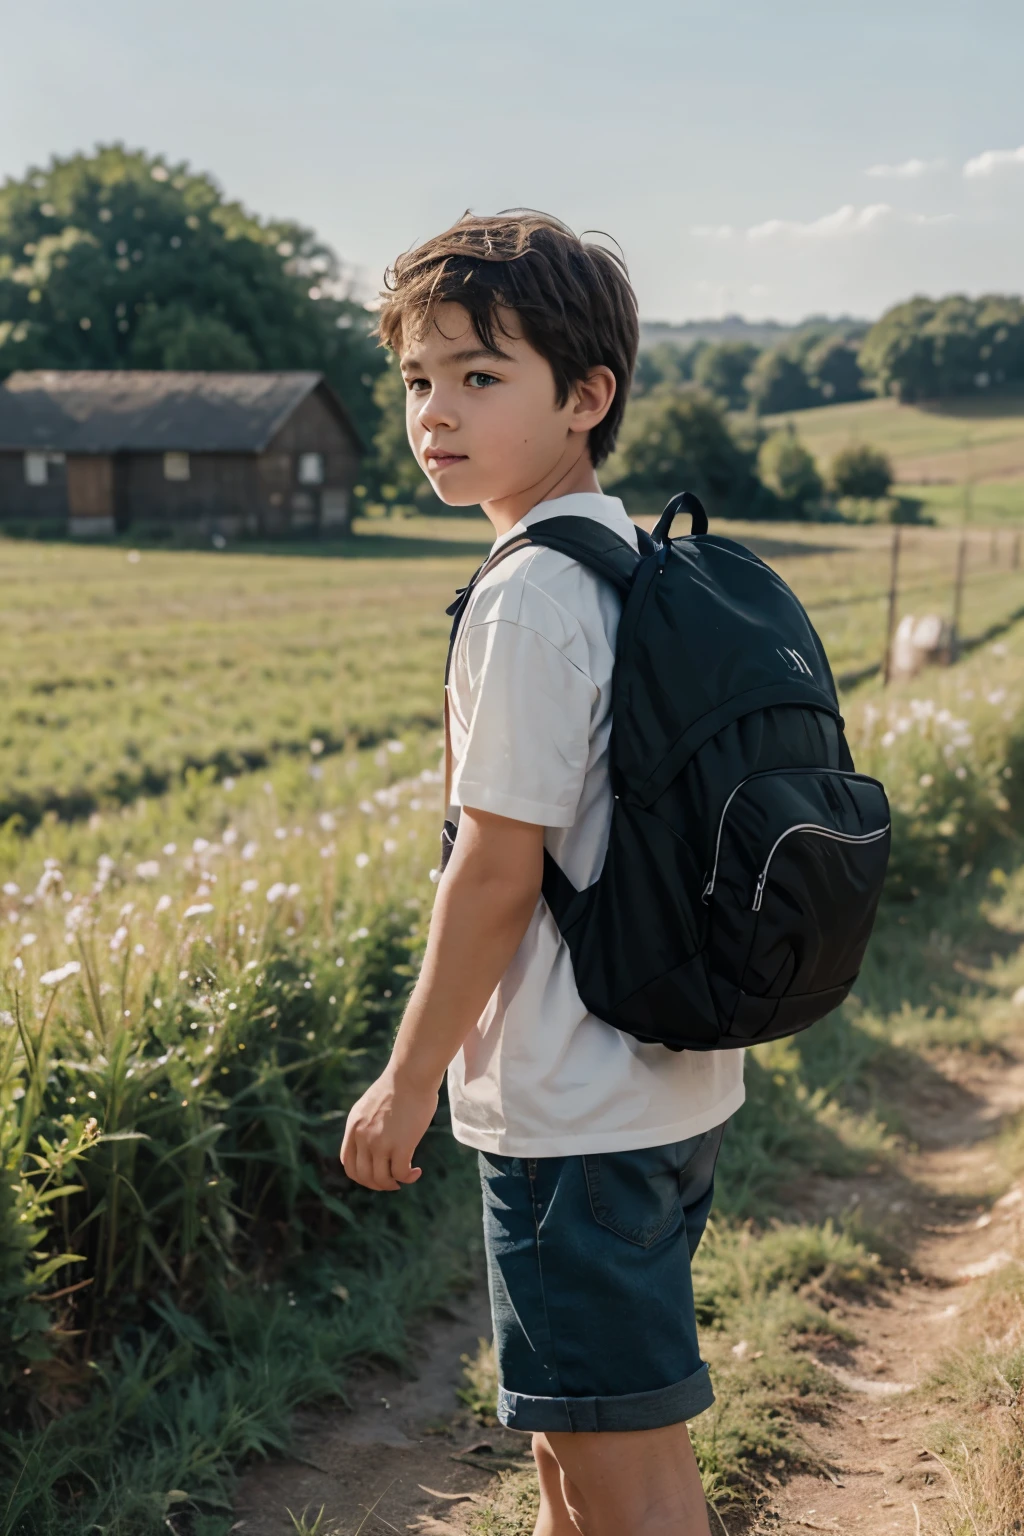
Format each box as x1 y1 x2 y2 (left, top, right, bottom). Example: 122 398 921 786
0 452 69 522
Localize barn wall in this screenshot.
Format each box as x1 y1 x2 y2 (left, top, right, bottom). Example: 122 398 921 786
262 385 362 534
115 454 262 536
0 452 69 523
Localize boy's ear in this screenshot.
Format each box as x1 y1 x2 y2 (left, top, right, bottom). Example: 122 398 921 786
567 366 617 437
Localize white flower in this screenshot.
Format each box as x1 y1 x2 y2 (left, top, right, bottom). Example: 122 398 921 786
183 903 214 919
987 688 1007 706
881 731 896 748
320 843 335 858
358 800 373 815
387 739 405 755
136 860 160 880
109 925 128 950
2 882 18 897
36 868 62 897
309 737 325 756
155 894 173 914
350 927 369 941
41 960 82 987
192 837 210 854
918 774 934 789
163 842 177 856
241 878 259 894
318 812 336 832
274 827 287 840
222 827 238 846
0 1010 14 1026
223 777 236 791
355 852 370 870
335 956 345 968
242 841 259 860
266 882 288 903
20 932 37 947
134 943 145 956
383 839 397 855
287 883 301 898
955 766 968 780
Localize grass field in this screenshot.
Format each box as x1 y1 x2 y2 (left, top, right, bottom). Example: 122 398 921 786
764 390 1024 522
2 518 1023 1534
2 516 1021 833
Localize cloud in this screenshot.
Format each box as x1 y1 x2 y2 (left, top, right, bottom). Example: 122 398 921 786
908 212 956 226
866 157 944 179
747 203 891 241
691 224 734 240
963 144 1024 178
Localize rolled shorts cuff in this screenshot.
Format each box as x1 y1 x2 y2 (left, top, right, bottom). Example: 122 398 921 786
497 1361 714 1434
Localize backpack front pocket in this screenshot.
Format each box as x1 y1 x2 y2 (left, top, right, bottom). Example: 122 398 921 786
703 768 890 1042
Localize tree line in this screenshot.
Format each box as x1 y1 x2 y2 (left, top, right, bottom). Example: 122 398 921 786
2 147 1019 524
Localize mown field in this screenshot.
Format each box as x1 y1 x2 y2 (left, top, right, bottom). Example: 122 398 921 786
764 390 1024 523
2 519 1023 1535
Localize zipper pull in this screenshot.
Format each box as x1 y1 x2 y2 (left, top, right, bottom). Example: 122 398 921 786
701 876 713 904
752 870 767 912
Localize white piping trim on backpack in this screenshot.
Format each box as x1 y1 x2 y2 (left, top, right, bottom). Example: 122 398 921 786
751 823 890 912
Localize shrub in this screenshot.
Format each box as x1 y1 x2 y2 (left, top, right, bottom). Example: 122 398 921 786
757 428 823 512
831 443 893 500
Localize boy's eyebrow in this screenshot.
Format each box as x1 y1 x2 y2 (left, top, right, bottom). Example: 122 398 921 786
400 344 515 371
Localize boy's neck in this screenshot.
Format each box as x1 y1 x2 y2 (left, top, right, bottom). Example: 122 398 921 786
480 450 603 539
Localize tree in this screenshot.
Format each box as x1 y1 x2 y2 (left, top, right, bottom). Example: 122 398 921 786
692 341 759 411
745 348 818 415
0 145 385 439
631 340 706 397
830 443 893 500
757 428 822 512
604 386 756 515
805 337 865 403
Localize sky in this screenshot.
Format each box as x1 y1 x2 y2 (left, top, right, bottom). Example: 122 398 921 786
3 0 1024 324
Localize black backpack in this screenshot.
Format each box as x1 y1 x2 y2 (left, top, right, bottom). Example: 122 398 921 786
442 492 891 1051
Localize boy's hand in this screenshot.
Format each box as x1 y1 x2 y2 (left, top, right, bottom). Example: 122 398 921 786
340 1066 438 1191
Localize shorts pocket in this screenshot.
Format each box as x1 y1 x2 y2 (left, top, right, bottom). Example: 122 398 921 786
583 1144 686 1249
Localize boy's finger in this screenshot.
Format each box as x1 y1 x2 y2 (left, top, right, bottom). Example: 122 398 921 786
370 1148 401 1191
392 1160 423 1185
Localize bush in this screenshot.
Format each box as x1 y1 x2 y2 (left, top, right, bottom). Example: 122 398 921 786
757 428 823 512
831 443 893 500
746 349 819 415
604 386 757 516
836 495 927 525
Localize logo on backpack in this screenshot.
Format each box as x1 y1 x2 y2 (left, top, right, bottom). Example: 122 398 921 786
777 646 814 677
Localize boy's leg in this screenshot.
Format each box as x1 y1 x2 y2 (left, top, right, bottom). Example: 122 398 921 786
542 1422 712 1536
532 1433 581 1535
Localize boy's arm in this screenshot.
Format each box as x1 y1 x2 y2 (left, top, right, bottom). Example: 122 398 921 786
340 806 544 1191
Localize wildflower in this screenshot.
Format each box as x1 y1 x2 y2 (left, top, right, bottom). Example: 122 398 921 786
310 737 325 756
274 827 288 840
40 960 82 987
992 643 1008 658
223 777 236 791
136 860 160 880
0 1010 14 1026
287 883 301 898
320 843 335 858
163 842 177 855
134 943 145 956
335 956 345 968
241 878 259 894
880 732 896 747
20 932 37 947
155 894 173 914
241 841 259 860
96 854 115 883
987 688 1007 706
193 837 210 854
36 868 62 898
262 781 274 796
13 957 23 973
355 852 370 870
358 800 374 815
110 926 128 951
2 882 18 896
266 882 288 903
955 766 968 780
222 827 238 846
309 764 323 781
387 739 405 754
350 927 369 941
319 812 336 832
383 839 397 855
918 774 934 789
183 903 214 919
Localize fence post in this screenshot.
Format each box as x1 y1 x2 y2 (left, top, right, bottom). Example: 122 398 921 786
951 531 968 659
881 527 902 685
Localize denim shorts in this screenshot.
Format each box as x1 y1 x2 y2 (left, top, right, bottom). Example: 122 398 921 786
478 1122 726 1434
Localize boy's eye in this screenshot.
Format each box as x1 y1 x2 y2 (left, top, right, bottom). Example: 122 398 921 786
466 372 499 389
404 376 429 393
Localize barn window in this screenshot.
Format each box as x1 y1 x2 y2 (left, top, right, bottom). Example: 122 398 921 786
297 452 324 485
24 452 48 486
164 452 190 481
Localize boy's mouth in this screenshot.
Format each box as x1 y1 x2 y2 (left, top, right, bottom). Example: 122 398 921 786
425 449 469 470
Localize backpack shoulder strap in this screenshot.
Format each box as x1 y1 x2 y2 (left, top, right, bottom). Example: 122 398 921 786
521 516 646 594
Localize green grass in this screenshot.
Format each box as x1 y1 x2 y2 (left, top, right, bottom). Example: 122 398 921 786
764 389 1024 501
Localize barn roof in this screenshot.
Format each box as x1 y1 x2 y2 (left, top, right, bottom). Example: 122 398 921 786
0 370 361 453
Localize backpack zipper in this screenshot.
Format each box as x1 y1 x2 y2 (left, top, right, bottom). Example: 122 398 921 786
752 823 890 911
701 766 882 904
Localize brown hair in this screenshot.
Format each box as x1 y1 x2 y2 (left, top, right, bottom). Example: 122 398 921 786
376 210 639 467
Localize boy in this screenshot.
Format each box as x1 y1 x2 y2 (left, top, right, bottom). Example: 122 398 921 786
341 212 745 1536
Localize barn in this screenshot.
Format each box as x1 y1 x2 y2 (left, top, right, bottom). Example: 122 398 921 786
0 370 364 539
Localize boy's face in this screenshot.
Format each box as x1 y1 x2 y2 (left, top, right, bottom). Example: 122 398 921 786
400 302 589 506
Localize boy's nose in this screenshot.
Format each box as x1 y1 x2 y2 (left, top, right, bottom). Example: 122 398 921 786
416 390 458 434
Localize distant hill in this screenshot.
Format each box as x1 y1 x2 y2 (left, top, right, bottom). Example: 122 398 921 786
639 314 868 351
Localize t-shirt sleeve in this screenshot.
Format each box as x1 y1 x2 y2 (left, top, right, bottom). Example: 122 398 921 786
451 617 598 827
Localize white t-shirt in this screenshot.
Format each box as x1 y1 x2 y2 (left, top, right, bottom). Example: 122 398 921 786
445 490 745 1158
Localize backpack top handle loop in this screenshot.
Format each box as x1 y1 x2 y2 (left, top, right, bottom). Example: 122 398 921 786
653 490 709 545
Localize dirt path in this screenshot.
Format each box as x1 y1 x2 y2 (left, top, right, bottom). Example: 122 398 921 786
232 1046 1024 1536
757 1044 1024 1536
